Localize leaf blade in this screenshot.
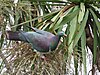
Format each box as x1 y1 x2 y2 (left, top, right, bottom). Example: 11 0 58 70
73 9 89 47
81 30 87 75
89 9 100 33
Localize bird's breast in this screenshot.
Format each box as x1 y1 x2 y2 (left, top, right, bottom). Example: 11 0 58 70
31 37 50 52
49 37 59 50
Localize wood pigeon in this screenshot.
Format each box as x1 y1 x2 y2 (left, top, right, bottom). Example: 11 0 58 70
6 27 67 53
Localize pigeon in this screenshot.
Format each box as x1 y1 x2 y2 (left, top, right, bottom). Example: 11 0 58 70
6 27 66 52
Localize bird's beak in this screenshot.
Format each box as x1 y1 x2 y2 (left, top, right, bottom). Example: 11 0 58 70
64 34 67 37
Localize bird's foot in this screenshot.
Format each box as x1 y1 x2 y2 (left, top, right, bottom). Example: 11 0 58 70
40 54 49 61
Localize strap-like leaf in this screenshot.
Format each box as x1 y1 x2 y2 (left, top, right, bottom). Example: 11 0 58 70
78 3 85 24
93 22 98 64
11 10 59 28
68 15 77 45
89 9 100 33
73 9 89 47
81 30 87 75
0 33 4 49
61 6 80 26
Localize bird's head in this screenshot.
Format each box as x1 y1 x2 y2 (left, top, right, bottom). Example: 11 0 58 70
57 31 67 37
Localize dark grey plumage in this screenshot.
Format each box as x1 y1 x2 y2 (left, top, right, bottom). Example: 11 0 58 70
6 27 66 52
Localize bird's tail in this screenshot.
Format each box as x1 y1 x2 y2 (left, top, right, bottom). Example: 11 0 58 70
6 31 21 41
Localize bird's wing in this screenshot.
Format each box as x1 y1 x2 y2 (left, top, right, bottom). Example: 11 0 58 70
19 32 51 52
27 26 55 38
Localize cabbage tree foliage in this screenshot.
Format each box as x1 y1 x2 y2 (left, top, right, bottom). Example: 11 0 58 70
0 0 100 75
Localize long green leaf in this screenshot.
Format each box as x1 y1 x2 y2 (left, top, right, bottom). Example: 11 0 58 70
54 17 63 30
78 3 85 24
89 9 100 33
93 22 97 64
11 10 59 28
74 54 78 75
91 5 100 13
67 7 80 61
54 7 74 30
63 6 74 17
68 15 77 45
0 34 4 49
61 6 80 26
81 30 87 75
68 6 79 45
49 10 62 29
73 9 89 47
